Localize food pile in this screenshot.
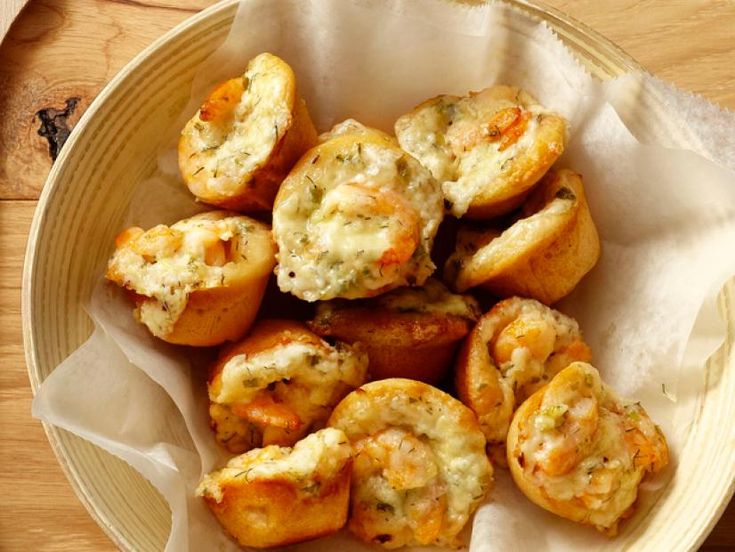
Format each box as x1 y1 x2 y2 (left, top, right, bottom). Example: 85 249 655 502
105 53 668 549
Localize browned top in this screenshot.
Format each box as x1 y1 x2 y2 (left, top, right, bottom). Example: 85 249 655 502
0 1 733 551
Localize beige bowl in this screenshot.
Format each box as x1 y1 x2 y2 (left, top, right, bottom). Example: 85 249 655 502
22 0 735 551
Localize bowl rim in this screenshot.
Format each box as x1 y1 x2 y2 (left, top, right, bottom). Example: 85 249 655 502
20 0 731 550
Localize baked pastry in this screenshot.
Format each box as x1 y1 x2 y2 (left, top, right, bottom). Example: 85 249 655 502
395 85 566 219
328 378 492 548
178 52 317 211
105 211 275 346
456 297 592 446
197 427 352 548
507 362 669 535
208 319 368 453
272 119 443 301
309 278 480 384
444 169 600 304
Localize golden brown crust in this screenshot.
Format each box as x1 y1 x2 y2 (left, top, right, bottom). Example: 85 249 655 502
455 297 592 445
328 378 492 549
178 54 318 211
506 363 669 535
203 463 351 548
445 169 601 304
106 211 276 347
395 85 566 220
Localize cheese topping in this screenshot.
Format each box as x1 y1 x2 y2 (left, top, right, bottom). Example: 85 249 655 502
329 379 492 548
180 52 294 195
372 278 480 320
106 212 272 337
210 339 368 451
515 363 668 532
196 428 352 503
395 86 565 217
273 121 443 301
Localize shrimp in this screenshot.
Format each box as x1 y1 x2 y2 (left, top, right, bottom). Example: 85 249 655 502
231 395 303 432
199 78 245 124
537 396 599 476
492 315 557 366
447 106 531 156
318 182 421 267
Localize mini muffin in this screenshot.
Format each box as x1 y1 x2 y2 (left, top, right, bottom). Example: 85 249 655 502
395 85 566 219
178 52 318 211
309 278 480 384
208 319 368 453
507 362 669 535
456 297 592 446
106 211 275 346
272 120 444 301
197 427 352 548
444 169 600 304
328 378 492 549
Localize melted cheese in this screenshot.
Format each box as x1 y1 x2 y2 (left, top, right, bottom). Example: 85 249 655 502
181 53 293 194
373 278 480 319
197 428 352 503
273 122 443 301
106 213 268 337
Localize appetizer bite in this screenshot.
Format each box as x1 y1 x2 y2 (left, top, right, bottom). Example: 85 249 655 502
179 52 318 211
197 428 352 548
106 211 275 346
309 278 480 384
395 85 566 219
329 378 492 549
456 297 592 446
444 169 600 304
272 120 444 301
208 320 368 453
507 362 669 535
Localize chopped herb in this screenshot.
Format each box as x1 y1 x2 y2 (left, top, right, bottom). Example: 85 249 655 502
242 378 259 387
555 187 576 201
311 154 320 164
376 502 394 513
193 166 205 176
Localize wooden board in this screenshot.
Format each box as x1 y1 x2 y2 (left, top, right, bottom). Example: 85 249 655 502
0 1 733 550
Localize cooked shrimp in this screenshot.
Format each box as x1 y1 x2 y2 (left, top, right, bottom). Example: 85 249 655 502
507 362 669 535
329 378 492 549
456 297 592 446
396 85 567 218
178 52 317 211
208 320 368 453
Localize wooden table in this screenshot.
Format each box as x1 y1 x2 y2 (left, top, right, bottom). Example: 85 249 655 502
1 1 733 550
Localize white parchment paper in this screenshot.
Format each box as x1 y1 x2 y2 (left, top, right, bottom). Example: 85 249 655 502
32 1 735 551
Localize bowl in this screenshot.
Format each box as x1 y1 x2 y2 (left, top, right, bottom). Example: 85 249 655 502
22 0 735 550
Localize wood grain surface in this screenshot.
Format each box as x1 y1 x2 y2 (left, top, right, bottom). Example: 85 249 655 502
0 1 733 550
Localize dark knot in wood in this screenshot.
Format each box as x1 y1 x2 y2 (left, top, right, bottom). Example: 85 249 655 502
36 97 81 161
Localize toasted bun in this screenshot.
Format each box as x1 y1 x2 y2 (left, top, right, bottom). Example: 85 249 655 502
507 362 669 535
395 85 566 219
197 428 352 548
309 279 479 384
106 211 275 346
329 378 492 548
178 52 318 211
272 119 443 301
455 296 591 444
445 169 600 304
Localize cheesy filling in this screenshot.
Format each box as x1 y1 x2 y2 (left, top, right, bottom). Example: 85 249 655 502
517 364 667 530
196 428 352 503
274 123 443 301
396 93 557 217
107 215 259 336
183 53 293 194
372 278 480 319
210 340 368 448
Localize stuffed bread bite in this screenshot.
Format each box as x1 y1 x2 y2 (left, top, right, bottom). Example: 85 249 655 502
328 378 492 549
179 52 318 211
105 211 275 346
309 278 480 384
208 320 368 453
456 297 592 446
395 85 566 219
272 120 444 301
197 428 352 548
507 362 669 535
444 169 600 304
